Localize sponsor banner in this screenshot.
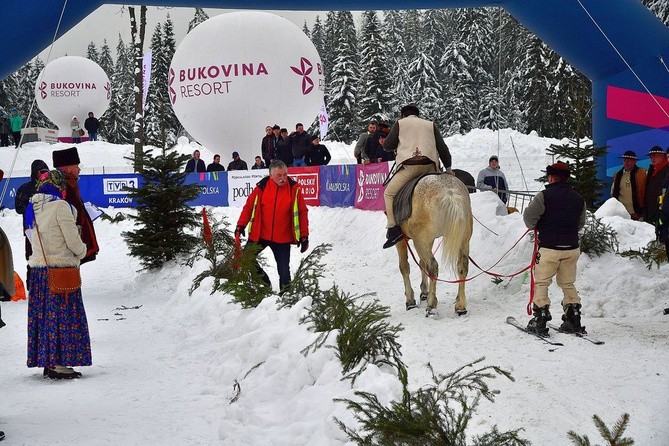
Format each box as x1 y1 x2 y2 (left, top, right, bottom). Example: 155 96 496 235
319 165 355 208
0 177 28 210
227 170 267 207
185 171 229 207
82 174 142 208
354 162 389 211
288 166 320 206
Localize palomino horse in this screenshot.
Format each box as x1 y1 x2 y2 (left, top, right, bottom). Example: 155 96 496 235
395 173 473 316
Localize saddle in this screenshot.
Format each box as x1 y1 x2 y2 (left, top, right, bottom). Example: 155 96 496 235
393 172 442 226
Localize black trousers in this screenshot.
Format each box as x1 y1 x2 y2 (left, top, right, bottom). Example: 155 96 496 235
0 133 9 146
11 131 20 147
244 239 292 291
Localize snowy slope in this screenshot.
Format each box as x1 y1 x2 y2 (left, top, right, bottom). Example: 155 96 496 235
0 131 667 445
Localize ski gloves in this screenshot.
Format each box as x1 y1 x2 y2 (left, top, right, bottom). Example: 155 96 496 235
297 237 309 253
235 226 245 237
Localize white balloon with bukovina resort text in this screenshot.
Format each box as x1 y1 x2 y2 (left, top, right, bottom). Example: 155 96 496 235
169 11 325 164
35 56 110 139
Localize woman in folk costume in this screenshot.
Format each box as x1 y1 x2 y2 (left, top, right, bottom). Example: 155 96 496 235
53 147 99 264
25 169 90 379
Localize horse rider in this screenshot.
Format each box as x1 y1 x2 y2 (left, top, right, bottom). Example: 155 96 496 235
382 104 453 249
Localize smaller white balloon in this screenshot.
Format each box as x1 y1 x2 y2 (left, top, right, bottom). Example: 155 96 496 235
35 56 110 139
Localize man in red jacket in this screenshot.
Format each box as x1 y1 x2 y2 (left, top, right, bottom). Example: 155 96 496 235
236 159 309 293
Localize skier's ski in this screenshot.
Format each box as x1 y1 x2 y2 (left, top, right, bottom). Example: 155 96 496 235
547 323 604 345
506 316 564 346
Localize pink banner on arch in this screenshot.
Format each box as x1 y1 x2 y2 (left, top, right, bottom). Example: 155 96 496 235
606 85 669 129
354 162 389 211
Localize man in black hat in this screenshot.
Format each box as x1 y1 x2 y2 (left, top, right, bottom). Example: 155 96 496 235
611 150 646 220
52 147 99 264
227 151 248 171
643 146 669 225
523 162 586 335
15 159 50 288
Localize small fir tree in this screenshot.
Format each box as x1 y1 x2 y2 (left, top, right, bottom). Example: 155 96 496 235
122 148 201 270
546 138 607 209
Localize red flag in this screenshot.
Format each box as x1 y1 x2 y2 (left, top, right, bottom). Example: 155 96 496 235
202 207 213 247
233 231 242 271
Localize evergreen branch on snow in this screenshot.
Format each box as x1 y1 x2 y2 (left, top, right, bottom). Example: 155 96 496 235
334 358 528 445
567 413 634 446
579 212 619 258
276 243 332 309
619 240 667 269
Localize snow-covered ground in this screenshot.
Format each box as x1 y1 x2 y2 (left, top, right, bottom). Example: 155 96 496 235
0 130 667 445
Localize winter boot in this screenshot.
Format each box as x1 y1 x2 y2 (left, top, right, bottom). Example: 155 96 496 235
560 303 584 333
383 226 403 249
526 304 552 336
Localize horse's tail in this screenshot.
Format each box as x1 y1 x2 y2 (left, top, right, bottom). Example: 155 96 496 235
440 188 473 274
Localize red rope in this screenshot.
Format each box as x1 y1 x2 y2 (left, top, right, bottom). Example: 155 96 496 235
404 228 539 302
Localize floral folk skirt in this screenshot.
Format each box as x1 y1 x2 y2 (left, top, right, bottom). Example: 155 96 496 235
27 266 92 368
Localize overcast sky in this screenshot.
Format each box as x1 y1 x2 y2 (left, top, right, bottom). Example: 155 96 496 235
39 5 337 62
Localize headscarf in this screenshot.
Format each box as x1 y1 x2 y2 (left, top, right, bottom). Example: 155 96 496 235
25 170 68 229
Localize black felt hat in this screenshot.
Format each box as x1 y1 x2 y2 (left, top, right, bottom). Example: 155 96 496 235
620 150 637 160
52 147 80 168
647 146 665 156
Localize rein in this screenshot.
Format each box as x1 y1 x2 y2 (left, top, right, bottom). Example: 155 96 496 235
404 228 539 313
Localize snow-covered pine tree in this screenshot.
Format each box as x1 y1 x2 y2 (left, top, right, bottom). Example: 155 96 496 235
4 61 33 127
86 42 99 63
402 10 423 61
29 57 52 128
327 11 359 143
102 34 133 143
551 58 592 139
302 20 310 38
122 148 201 270
322 11 338 104
187 7 209 33
644 0 669 25
411 10 447 126
144 16 179 150
98 39 114 80
498 11 531 132
441 39 475 135
160 15 179 146
462 8 498 130
144 23 164 148
310 15 327 74
356 11 392 126
407 49 443 125
521 36 558 137
383 10 412 114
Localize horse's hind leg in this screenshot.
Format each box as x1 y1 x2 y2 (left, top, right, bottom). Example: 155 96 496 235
418 259 429 302
396 242 417 310
414 242 439 313
454 248 469 315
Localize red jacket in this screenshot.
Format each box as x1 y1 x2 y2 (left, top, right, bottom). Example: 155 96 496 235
237 176 308 244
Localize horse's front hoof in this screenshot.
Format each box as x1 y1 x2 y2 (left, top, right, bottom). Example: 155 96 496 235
419 292 428 301
406 301 418 311
456 309 468 316
425 307 438 317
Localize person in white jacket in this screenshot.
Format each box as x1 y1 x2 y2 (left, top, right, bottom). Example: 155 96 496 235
25 169 89 380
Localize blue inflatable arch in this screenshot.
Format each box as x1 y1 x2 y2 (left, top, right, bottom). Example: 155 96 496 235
6 1 669 178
